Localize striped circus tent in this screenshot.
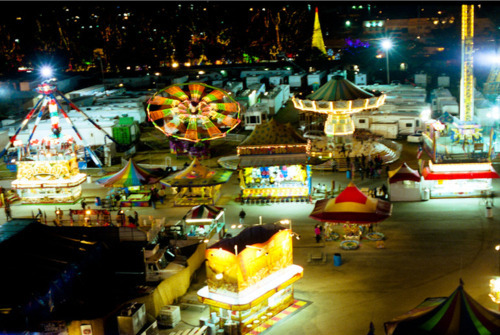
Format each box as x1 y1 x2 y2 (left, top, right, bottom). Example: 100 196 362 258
183 204 224 222
309 182 392 224
95 159 165 188
384 282 500 335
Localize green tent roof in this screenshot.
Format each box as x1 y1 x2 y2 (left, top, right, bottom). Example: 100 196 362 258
307 75 374 101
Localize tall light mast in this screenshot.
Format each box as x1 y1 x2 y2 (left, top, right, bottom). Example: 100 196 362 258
460 4 474 122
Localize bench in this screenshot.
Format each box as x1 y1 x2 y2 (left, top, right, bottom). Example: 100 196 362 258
307 252 327 263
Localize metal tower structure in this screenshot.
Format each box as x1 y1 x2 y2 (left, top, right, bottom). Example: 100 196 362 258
460 4 474 122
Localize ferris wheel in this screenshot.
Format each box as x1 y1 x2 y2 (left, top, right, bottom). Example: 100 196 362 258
146 82 241 142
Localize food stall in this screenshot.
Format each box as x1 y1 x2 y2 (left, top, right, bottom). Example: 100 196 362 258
12 155 86 204
237 119 312 203
161 158 233 207
182 205 226 243
421 161 499 198
198 224 303 334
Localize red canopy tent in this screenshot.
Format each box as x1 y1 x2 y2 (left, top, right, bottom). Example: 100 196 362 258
309 182 392 224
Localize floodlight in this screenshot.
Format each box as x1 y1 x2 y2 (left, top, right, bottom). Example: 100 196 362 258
381 39 393 50
40 66 53 78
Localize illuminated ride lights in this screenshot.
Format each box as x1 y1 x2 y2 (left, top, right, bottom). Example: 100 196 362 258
147 82 242 142
292 76 386 137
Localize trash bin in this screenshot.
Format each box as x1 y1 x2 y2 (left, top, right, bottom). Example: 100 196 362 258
346 170 352 180
334 253 342 266
422 188 430 201
486 206 493 218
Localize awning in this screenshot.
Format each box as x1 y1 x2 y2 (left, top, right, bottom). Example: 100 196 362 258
238 154 308 168
422 167 500 180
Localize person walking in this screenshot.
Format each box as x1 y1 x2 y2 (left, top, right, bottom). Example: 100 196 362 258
4 206 12 221
81 199 87 210
239 209 246 225
314 225 321 243
158 188 166 204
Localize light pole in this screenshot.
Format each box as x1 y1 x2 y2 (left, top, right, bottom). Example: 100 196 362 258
381 39 393 84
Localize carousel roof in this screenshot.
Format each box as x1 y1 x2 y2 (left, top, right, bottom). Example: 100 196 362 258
307 75 374 101
292 76 386 114
388 162 421 183
161 157 233 187
95 159 165 188
309 182 392 224
384 282 500 335
239 118 307 147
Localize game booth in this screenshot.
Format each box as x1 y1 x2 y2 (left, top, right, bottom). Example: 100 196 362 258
182 204 226 243
421 161 500 198
161 158 233 207
96 159 165 207
388 162 422 202
198 224 304 334
237 119 312 204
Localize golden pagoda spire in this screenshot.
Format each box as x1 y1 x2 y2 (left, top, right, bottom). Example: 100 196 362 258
312 7 327 54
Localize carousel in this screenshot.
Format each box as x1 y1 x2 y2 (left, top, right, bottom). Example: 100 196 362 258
161 158 232 207
7 80 112 204
292 75 397 168
310 182 392 249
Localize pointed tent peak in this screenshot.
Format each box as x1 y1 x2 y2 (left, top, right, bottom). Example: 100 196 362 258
335 182 368 204
239 118 307 146
388 162 421 182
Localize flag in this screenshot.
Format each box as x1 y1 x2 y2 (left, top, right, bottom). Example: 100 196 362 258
416 145 423 159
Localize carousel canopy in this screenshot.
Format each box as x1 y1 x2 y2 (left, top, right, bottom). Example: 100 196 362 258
95 159 165 188
183 205 224 223
239 118 307 147
389 162 421 183
161 157 232 187
307 75 374 101
292 76 386 115
309 182 392 224
384 282 500 335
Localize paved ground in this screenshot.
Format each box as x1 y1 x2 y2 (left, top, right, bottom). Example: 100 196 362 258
2 143 500 335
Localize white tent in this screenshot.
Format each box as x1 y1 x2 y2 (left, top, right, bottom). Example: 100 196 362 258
388 162 422 201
